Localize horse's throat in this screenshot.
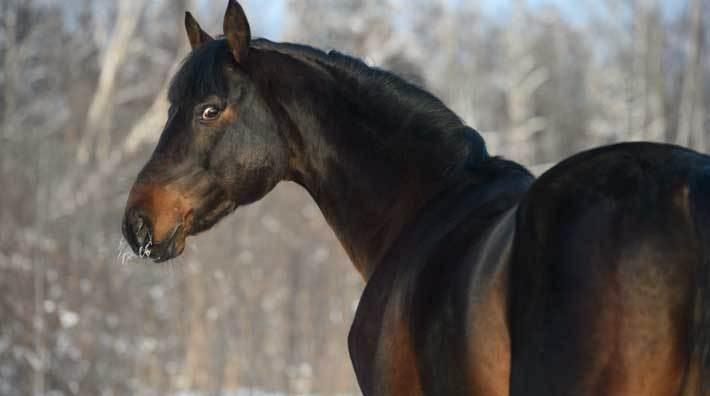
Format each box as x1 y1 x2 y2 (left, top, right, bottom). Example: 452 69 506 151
306 167 432 279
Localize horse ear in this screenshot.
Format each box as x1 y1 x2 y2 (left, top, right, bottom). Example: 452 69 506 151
185 11 213 49
223 0 251 63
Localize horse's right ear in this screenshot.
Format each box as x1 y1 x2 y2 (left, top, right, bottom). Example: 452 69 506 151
185 11 213 49
223 0 251 64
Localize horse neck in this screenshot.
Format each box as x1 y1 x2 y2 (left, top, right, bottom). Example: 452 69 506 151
254 49 477 280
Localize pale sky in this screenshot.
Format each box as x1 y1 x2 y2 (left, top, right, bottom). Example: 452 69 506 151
251 0 687 41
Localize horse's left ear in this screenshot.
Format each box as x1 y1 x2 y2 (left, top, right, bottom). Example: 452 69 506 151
185 11 213 49
223 0 251 64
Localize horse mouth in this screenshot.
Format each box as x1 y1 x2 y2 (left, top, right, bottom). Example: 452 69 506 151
151 200 236 262
123 198 236 263
147 224 186 263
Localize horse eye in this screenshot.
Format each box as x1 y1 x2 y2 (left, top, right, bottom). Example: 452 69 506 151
200 106 220 121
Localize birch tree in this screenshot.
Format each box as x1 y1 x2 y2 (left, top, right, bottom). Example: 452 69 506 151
676 0 706 150
76 0 147 164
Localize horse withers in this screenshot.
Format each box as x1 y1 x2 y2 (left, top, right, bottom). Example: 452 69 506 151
122 1 710 395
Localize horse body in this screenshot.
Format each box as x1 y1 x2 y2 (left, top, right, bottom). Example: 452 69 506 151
122 2 710 394
352 142 710 395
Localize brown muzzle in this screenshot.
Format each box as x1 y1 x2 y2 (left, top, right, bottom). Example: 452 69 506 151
122 183 194 262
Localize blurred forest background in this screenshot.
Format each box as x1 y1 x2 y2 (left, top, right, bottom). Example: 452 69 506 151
1 0 709 395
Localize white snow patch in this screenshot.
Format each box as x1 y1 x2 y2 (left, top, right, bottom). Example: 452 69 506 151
59 309 79 328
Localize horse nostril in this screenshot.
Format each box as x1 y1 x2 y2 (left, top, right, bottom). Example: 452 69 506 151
124 209 153 255
136 216 152 248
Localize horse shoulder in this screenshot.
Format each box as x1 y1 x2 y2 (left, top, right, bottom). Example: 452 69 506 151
464 207 517 396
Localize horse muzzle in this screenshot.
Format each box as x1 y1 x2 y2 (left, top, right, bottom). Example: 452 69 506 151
122 183 193 262
122 211 187 262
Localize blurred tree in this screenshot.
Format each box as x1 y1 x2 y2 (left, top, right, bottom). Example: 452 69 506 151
676 0 705 149
1 0 709 395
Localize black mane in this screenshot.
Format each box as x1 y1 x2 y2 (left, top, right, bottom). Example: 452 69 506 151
167 37 506 175
252 39 492 170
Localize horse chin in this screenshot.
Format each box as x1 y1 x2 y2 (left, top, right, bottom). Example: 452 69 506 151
146 199 237 262
188 200 238 236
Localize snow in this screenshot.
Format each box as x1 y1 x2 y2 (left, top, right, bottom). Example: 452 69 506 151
59 309 79 329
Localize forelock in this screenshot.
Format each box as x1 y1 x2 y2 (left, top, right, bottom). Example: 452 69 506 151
168 39 233 105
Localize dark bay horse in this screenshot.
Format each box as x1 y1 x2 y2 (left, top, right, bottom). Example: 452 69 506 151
122 1 710 394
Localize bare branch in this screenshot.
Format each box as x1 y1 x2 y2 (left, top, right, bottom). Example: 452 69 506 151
76 0 147 164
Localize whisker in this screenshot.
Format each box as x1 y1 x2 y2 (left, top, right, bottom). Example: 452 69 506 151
116 236 138 266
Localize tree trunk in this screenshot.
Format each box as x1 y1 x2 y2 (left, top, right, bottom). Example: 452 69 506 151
3 1 19 139
76 0 146 164
676 0 704 148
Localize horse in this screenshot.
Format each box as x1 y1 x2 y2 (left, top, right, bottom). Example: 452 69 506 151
122 1 710 395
